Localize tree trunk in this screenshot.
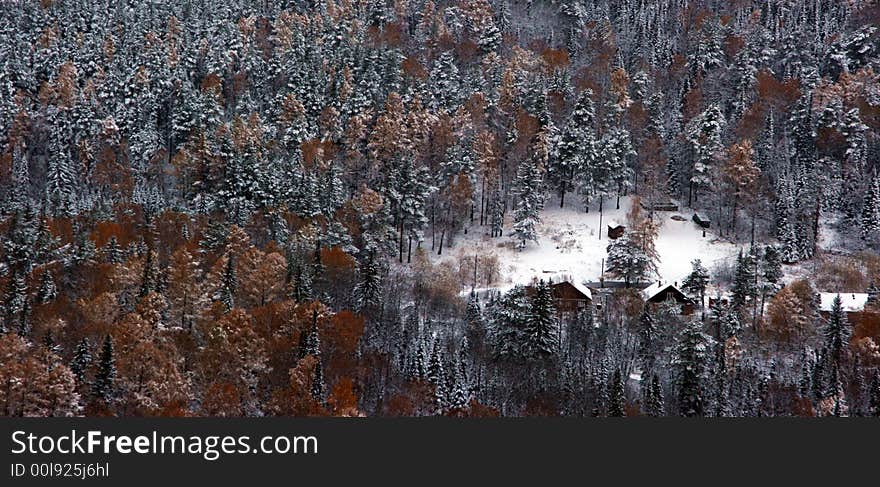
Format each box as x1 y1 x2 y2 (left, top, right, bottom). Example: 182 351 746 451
399 220 405 263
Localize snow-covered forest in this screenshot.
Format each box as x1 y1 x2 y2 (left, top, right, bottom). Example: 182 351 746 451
1 0 880 417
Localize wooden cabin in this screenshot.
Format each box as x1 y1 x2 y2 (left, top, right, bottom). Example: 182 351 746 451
693 213 711 228
607 222 625 239
550 280 593 314
641 281 694 315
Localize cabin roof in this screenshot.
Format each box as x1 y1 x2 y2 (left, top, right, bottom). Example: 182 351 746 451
641 280 688 302
546 274 592 300
819 293 869 313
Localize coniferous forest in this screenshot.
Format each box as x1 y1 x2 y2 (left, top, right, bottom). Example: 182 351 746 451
2 0 880 417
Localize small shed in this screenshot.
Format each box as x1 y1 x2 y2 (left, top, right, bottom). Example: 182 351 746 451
693 212 711 228
607 221 625 239
641 280 694 315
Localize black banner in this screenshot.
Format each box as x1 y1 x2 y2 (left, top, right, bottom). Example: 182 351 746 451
1 418 877 485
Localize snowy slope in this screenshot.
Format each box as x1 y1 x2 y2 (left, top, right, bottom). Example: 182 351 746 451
435 196 741 291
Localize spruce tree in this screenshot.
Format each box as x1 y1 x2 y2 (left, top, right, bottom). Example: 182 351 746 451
673 322 711 417
823 295 850 370
861 172 880 242
869 371 880 417
36 270 57 304
682 259 710 317
551 88 597 207
637 311 659 377
92 335 116 402
218 255 237 310
354 251 382 312
645 374 665 417
607 369 626 417
525 280 558 359
510 152 545 249
731 250 757 310
70 338 92 384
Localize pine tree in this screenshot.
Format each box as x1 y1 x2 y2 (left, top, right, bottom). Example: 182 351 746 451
861 172 880 242
638 310 659 377
605 234 655 286
869 371 880 417
465 294 485 359
4 269 29 335
607 369 626 417
526 280 558 359
510 149 545 249
36 270 57 304
673 322 712 417
301 310 321 360
92 335 116 402
430 51 461 111
823 295 851 370
428 341 445 386
103 236 124 264
731 250 757 310
645 374 665 417
311 354 325 405
354 250 382 312
551 89 597 207
489 188 505 238
139 246 158 298
449 357 469 410
218 255 237 310
685 104 724 205
70 338 92 384
682 259 710 317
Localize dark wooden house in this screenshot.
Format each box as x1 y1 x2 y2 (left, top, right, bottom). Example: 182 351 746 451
607 222 625 239
547 280 592 314
692 212 711 228
641 281 694 315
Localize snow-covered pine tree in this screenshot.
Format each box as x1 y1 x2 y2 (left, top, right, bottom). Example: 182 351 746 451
870 371 880 417
731 250 758 310
36 270 57 304
354 250 382 312
823 295 850 370
673 322 712 417
685 104 724 206
645 374 665 417
607 369 626 417
526 279 558 360
510 137 546 249
682 259 710 317
70 338 92 384
605 233 654 287
551 88 597 208
861 172 880 243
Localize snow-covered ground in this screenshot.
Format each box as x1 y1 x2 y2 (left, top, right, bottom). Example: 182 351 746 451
436 196 743 292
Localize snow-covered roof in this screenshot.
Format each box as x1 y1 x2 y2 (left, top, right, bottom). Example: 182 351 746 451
640 280 685 301
544 273 592 300
607 220 623 228
819 293 869 313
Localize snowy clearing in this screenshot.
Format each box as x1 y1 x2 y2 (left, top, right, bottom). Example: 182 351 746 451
435 196 743 291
